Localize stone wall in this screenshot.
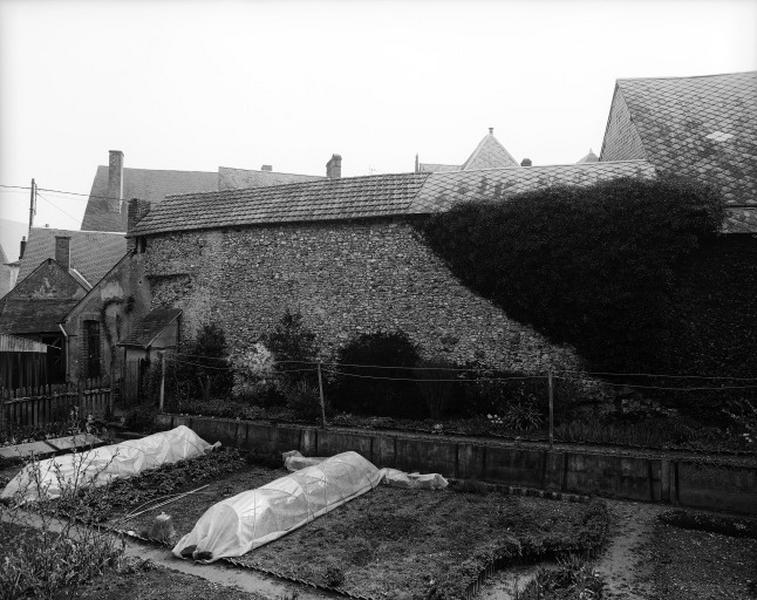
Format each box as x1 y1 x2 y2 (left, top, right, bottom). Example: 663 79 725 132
143 219 584 375
64 253 151 381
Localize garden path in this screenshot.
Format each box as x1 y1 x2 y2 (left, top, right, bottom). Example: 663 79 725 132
594 500 663 599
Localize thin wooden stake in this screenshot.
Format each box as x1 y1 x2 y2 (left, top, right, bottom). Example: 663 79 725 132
159 352 166 413
548 370 554 450
317 360 327 428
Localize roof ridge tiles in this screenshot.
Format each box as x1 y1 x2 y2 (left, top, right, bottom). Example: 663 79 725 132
617 70 756 83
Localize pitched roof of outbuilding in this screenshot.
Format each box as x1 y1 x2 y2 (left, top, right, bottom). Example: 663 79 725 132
81 167 219 232
129 172 431 236
17 228 127 286
119 308 182 348
603 71 757 206
130 161 657 236
0 298 81 335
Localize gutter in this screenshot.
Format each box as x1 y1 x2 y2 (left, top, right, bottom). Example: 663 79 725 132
58 323 69 382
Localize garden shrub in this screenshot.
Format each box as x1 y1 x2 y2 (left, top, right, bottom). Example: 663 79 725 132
422 175 725 377
0 451 126 599
173 323 233 403
258 309 325 420
330 330 422 418
415 357 464 420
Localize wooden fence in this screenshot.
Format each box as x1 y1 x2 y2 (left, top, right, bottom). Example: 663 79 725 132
1 378 112 435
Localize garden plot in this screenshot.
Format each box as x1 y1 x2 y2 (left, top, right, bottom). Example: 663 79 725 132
88 451 607 600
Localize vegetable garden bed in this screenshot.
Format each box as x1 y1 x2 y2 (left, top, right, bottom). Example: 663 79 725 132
54 449 610 600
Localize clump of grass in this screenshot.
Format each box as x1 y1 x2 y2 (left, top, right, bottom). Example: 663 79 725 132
516 555 605 599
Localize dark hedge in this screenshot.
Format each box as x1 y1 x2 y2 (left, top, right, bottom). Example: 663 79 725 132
420 176 756 414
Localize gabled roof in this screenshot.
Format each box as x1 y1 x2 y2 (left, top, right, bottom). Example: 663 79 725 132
81 166 219 232
119 308 182 349
461 129 520 170
409 160 657 213
17 228 127 286
416 129 520 173
129 173 431 236
130 161 657 236
416 163 461 173
218 167 323 191
0 298 80 335
601 71 757 206
577 149 599 164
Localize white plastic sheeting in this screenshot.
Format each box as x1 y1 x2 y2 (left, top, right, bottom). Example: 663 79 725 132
1 425 214 502
173 451 384 562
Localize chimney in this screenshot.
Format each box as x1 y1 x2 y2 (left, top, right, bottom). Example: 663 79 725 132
127 198 151 252
520 158 532 167
489 127 494 135
326 154 342 179
55 235 71 269
107 150 124 214
260 165 273 172
19 236 26 260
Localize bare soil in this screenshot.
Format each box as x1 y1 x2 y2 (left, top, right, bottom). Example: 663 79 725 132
111 465 605 600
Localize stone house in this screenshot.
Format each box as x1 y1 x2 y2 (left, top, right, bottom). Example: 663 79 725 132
127 159 654 376
0 237 91 382
82 150 323 233
599 70 757 232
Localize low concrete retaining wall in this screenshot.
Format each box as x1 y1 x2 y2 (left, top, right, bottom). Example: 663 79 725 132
157 414 757 515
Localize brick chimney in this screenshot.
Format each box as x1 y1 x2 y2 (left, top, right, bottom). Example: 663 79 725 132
55 235 71 269
326 154 342 179
127 198 151 252
107 150 124 213
261 165 273 172
520 158 532 167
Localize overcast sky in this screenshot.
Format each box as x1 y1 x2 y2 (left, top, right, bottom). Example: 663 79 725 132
0 0 755 255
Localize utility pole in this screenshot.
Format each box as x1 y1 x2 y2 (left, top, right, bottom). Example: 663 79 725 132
28 178 37 231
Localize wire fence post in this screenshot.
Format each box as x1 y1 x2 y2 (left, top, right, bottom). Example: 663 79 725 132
159 351 166 414
548 370 554 450
317 360 327 428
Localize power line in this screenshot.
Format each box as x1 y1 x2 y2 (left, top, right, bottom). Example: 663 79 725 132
36 192 81 224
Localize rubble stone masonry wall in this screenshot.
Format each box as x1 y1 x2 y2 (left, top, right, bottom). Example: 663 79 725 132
144 219 584 374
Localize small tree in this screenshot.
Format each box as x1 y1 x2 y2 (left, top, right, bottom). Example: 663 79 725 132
177 323 233 402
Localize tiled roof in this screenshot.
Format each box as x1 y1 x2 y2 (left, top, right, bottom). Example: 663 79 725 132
218 167 323 191
409 160 657 213
129 173 431 236
417 163 461 173
81 166 219 232
131 163 657 236
577 150 599 164
119 308 182 348
17 228 127 286
461 130 519 170
0 298 80 335
609 71 757 205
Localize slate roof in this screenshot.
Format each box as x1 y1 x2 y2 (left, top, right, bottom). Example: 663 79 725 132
603 71 757 206
218 167 323 191
119 308 182 348
81 166 219 232
417 163 461 173
17 228 127 286
409 160 657 213
130 162 657 236
461 130 520 170
0 298 80 335
129 173 431 236
417 129 520 173
577 150 599 164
